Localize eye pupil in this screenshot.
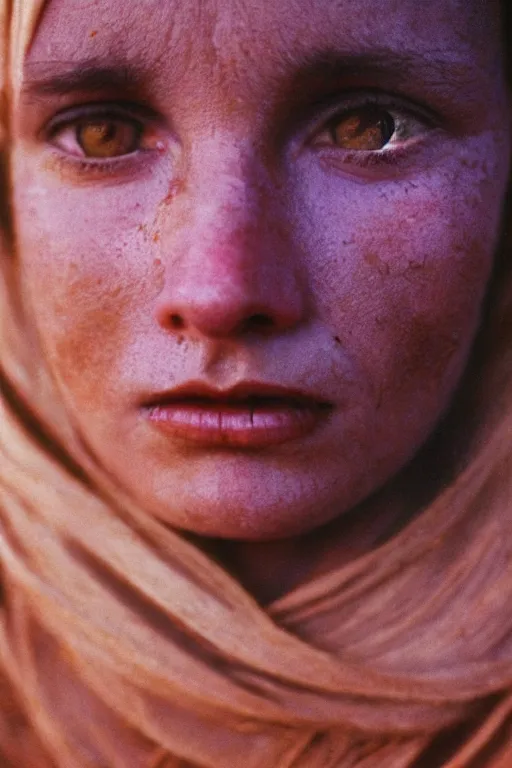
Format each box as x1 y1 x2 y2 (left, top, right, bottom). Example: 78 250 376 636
76 119 139 158
332 107 396 151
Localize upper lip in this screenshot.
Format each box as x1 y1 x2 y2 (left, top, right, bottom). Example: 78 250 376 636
143 380 332 408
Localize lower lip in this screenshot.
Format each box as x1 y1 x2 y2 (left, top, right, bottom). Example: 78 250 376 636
145 400 331 448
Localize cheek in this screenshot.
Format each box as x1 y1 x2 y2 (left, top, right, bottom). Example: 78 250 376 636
15 187 164 409
293 163 503 411
354 198 492 396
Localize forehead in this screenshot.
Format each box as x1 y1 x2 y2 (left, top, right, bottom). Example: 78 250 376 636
28 0 502 80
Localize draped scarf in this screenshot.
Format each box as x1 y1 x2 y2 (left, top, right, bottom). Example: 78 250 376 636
1 2 512 766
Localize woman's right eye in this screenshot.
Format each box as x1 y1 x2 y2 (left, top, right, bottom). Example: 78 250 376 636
50 115 145 160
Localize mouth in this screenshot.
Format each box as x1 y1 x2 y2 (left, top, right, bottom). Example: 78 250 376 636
142 381 333 449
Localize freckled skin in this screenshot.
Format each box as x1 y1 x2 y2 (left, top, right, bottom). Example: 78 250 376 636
11 0 511 573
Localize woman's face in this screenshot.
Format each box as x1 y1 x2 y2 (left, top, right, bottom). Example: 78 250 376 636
12 0 510 539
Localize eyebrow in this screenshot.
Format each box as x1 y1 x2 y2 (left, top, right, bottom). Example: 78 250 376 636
22 44 478 85
21 61 144 98
274 47 486 130
20 46 483 117
284 48 480 98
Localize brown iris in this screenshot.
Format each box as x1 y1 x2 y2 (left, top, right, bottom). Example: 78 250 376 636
331 107 396 151
76 119 140 158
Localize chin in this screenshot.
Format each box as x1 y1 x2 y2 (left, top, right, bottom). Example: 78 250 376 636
133 477 350 542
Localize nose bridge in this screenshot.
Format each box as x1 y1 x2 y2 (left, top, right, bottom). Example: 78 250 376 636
154 140 306 339
191 150 262 259
187 131 274 242
186 167 270 285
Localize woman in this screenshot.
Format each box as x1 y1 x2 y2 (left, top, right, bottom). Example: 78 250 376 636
0 0 511 765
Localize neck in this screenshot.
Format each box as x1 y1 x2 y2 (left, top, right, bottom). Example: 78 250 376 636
213 491 410 604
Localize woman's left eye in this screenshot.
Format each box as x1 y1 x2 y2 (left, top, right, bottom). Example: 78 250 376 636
49 115 144 159
313 102 426 153
329 106 396 151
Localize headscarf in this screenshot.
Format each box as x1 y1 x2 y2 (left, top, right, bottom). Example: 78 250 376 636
1 2 512 766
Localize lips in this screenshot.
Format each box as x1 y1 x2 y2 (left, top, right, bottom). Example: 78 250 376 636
142 381 332 448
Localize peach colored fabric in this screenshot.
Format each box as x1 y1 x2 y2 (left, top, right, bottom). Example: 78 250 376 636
0 2 512 766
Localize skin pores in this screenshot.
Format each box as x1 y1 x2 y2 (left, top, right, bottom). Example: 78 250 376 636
12 0 511 548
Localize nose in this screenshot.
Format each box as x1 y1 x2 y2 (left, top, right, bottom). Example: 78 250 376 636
154 173 307 340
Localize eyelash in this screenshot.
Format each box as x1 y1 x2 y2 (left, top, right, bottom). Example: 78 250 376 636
308 92 436 168
45 104 158 175
44 93 437 176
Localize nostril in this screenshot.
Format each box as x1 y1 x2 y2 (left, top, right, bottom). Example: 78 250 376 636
169 314 185 330
242 314 275 333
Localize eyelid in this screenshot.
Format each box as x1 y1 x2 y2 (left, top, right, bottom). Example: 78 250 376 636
44 102 150 138
303 91 441 166
299 90 447 180
308 89 440 137
41 101 168 169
